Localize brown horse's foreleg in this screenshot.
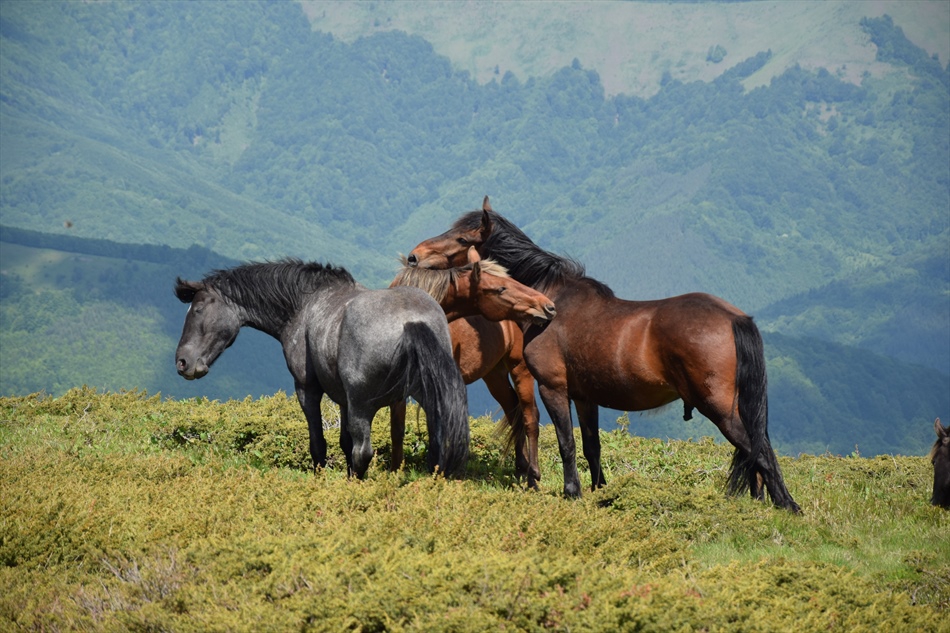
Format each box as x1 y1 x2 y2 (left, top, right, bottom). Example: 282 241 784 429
510 363 542 489
538 384 582 498
389 400 407 471
482 366 535 487
575 399 606 491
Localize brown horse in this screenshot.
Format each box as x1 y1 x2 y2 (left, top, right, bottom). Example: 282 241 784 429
389 250 555 487
932 418 949 508
406 197 800 512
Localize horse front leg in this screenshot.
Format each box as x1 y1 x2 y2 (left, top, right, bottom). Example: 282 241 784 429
538 383 582 498
480 366 532 486
575 399 606 491
506 361 542 490
389 400 407 471
294 382 327 472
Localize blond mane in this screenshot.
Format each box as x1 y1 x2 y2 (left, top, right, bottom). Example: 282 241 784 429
391 256 509 303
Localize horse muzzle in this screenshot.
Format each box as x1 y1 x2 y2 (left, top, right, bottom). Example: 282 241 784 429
530 303 557 325
405 252 451 270
176 357 208 380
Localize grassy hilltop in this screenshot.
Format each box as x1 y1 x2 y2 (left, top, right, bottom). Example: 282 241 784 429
1 389 947 630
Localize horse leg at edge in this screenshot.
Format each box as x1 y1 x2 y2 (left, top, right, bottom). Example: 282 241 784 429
575 399 606 491
538 384 582 498
389 400 406 472
295 382 327 472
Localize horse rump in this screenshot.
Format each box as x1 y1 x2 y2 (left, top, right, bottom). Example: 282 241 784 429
396 321 470 477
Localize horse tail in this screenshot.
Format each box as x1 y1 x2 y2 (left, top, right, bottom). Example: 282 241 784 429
496 404 524 459
400 321 470 477
730 316 800 512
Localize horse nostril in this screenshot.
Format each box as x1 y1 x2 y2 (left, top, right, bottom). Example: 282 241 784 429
545 304 557 319
176 358 186 372
406 253 418 267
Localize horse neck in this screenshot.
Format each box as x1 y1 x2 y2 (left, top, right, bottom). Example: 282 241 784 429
438 275 472 322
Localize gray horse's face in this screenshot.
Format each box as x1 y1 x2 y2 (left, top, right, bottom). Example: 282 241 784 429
174 280 241 380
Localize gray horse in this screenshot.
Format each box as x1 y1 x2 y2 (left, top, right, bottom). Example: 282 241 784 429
174 259 469 477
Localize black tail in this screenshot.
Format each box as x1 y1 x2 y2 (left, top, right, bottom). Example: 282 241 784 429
730 317 800 512
399 322 470 477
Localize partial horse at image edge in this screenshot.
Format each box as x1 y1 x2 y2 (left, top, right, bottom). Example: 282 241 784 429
931 418 949 508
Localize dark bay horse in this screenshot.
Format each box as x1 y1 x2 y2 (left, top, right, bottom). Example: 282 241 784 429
390 249 556 487
932 418 949 508
407 197 800 512
174 259 469 478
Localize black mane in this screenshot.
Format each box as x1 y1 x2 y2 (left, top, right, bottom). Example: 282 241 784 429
203 258 355 323
455 210 614 298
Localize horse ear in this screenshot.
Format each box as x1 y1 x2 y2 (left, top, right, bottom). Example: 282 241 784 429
471 260 481 285
937 418 948 439
480 199 493 237
174 278 201 303
467 246 481 264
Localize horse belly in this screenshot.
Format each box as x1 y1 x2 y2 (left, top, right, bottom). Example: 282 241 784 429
566 324 680 412
570 370 680 412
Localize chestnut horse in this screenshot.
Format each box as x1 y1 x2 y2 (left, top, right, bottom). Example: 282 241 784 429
390 249 555 488
407 197 800 512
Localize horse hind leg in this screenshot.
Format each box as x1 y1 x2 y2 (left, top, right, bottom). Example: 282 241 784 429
342 401 376 479
702 400 798 512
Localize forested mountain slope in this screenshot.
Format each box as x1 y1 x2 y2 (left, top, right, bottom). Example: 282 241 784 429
1 1 946 455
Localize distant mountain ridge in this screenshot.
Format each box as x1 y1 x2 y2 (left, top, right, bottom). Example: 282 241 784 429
302 0 950 97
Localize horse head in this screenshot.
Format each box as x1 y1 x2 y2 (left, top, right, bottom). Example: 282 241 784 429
173 278 241 380
407 196 495 269
462 247 556 325
932 418 950 508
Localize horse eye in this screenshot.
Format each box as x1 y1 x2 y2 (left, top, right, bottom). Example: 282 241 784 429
457 238 471 246
495 287 506 295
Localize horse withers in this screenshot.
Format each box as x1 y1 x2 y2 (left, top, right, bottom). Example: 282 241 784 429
174 259 469 478
407 197 800 512
932 418 949 508
390 247 555 487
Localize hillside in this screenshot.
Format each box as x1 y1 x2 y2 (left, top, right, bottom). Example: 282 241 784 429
0 1 946 455
2 230 945 458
